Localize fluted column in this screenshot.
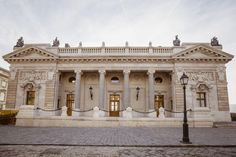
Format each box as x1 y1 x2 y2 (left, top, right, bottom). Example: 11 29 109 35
74 70 82 109
123 69 130 109
148 69 155 110
99 69 106 109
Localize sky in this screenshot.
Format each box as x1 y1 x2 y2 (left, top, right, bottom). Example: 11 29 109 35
0 0 236 110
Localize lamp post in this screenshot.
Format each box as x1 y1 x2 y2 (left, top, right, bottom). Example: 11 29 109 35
180 72 191 144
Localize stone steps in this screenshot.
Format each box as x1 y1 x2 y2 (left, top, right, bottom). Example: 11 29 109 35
213 122 236 128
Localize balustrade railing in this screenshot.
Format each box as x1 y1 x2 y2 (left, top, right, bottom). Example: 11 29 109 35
58 47 173 55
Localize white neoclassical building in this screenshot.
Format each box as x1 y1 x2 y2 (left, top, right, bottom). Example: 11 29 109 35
2 37 234 127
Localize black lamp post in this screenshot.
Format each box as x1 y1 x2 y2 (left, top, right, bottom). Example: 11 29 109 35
180 72 191 144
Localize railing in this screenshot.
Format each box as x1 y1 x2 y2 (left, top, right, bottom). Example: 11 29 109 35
58 47 173 56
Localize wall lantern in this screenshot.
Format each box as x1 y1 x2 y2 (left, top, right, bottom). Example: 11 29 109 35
89 86 93 100
136 87 140 101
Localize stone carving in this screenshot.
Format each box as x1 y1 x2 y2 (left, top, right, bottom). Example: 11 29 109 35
173 35 180 46
186 72 214 82
102 41 105 47
19 71 47 81
14 37 24 48
216 66 225 81
52 37 60 47
79 42 82 47
10 68 17 80
65 43 70 48
125 41 129 47
47 70 55 80
211 37 221 46
175 67 184 80
149 41 152 47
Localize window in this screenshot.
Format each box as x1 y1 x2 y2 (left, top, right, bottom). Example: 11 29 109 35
69 77 76 83
155 77 163 83
196 92 206 107
111 77 119 83
26 91 35 105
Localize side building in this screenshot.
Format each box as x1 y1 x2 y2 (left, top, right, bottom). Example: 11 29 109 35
2 37 234 127
0 67 10 109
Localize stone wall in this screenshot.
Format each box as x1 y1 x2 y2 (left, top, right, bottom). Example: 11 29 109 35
44 80 55 109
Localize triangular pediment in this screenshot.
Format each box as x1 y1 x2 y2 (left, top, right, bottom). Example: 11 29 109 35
3 46 58 60
173 44 234 60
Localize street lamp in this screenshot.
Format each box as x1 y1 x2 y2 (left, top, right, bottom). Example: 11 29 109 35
180 72 191 144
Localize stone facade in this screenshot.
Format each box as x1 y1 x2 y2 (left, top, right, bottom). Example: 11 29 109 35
2 41 234 125
0 67 10 109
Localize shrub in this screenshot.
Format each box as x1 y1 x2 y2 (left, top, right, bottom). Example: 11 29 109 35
0 110 19 125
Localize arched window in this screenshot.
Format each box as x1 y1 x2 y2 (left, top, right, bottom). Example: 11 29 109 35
69 77 76 83
111 77 119 83
155 77 163 83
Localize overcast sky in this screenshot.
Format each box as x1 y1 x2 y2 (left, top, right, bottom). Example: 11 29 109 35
0 0 235 108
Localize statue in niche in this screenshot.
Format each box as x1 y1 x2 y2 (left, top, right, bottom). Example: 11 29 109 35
173 35 180 46
14 37 24 47
52 37 60 47
211 37 221 46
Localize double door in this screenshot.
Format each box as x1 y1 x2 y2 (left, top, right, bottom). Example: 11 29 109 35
66 94 74 116
109 94 120 117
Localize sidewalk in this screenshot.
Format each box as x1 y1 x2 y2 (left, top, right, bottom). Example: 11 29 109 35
0 126 236 146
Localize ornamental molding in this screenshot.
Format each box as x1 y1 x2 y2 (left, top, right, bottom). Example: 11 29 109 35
173 44 233 61
19 70 47 81
3 46 58 61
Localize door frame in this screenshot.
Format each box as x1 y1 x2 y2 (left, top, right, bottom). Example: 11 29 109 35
109 94 120 117
154 94 164 117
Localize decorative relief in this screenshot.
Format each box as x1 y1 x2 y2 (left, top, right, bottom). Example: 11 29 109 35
216 66 225 81
186 72 214 82
10 68 17 80
19 70 47 81
47 70 55 80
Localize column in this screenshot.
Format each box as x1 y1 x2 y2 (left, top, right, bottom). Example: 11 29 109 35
148 69 155 110
123 69 130 109
74 70 82 109
99 69 106 109
53 71 61 109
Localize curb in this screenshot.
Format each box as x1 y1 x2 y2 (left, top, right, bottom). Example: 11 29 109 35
0 144 236 147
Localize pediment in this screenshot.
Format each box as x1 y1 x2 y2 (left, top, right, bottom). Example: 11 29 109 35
173 44 234 60
3 46 58 60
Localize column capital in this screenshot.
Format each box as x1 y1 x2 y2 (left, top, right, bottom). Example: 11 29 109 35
147 69 155 75
123 69 130 74
74 69 82 74
99 69 106 74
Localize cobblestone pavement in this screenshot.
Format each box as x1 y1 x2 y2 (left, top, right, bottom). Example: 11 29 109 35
0 126 236 146
0 145 236 157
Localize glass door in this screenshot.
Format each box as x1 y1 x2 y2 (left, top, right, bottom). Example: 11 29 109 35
109 94 120 117
66 94 74 116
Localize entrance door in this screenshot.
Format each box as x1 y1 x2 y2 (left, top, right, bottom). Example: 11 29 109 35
66 94 74 116
154 95 164 117
109 94 120 117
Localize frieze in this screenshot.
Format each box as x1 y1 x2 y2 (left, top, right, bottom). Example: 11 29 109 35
19 70 47 81
186 72 214 82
